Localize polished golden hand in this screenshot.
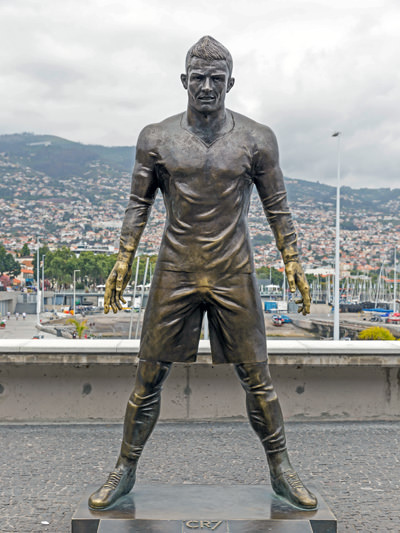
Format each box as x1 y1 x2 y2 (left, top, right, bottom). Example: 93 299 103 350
285 261 311 316
104 260 132 314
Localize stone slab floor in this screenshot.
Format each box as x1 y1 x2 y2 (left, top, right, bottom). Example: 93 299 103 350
0 421 399 532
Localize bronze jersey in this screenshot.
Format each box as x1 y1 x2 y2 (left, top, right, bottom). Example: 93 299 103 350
120 110 298 275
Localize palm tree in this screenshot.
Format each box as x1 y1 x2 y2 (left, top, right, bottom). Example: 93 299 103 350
66 318 88 339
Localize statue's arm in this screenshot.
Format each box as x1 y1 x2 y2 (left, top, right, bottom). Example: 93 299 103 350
104 127 158 314
253 128 311 315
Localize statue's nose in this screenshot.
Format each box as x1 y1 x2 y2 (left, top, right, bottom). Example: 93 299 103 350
202 77 212 91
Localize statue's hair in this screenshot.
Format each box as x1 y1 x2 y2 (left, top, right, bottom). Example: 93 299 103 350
185 36 233 76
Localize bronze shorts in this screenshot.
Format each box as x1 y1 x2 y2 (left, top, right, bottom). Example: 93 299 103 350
138 269 267 364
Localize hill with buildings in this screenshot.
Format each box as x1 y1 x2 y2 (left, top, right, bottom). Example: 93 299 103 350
1 133 399 273
0 132 135 180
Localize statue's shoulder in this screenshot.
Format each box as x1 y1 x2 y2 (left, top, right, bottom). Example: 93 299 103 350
139 113 183 143
230 110 276 145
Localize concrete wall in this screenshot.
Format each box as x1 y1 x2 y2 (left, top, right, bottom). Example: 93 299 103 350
0 340 399 422
0 292 19 315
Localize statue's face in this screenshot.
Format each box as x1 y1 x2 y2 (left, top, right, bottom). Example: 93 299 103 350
181 57 234 115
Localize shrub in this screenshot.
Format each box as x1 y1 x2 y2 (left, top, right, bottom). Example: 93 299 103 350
358 327 396 340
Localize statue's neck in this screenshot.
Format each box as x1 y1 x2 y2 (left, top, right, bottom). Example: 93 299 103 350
184 107 230 145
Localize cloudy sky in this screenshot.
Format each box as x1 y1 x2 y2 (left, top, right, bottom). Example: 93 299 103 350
1 0 399 188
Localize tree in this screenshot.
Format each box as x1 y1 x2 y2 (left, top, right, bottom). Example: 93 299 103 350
20 243 30 257
77 252 119 286
43 247 77 287
67 318 88 338
134 255 158 284
0 246 21 278
78 251 106 286
0 274 12 288
28 247 158 289
256 266 283 285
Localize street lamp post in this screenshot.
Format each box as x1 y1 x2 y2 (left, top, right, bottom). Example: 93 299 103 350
128 257 140 340
42 255 45 312
73 270 80 317
332 132 341 341
282 268 286 303
135 257 149 339
36 236 41 325
394 246 398 314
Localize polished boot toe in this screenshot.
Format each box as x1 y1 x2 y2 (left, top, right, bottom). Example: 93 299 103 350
271 469 318 510
88 466 136 510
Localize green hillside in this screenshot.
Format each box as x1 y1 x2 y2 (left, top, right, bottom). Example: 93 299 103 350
1 133 399 213
0 133 135 179
285 177 400 212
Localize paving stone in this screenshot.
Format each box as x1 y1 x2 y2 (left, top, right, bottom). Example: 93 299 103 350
0 421 399 532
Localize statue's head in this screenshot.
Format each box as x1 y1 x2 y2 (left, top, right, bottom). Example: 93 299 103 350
181 36 235 115
184 35 233 77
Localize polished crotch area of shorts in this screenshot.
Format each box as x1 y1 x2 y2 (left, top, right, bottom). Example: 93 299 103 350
139 269 267 364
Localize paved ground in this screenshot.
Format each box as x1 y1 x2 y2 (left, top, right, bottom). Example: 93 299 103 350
1 312 317 341
0 314 54 340
1 421 399 532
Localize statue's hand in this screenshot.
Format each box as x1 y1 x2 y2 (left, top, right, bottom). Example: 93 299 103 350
285 261 311 316
104 260 132 314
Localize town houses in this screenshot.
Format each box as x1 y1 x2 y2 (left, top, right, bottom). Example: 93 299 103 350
1 150 399 276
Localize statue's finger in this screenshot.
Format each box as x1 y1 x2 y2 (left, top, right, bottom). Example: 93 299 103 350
104 286 115 304
302 297 311 313
104 286 112 302
302 283 311 296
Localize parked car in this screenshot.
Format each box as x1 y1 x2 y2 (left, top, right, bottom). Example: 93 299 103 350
385 313 400 324
279 314 292 324
272 315 284 326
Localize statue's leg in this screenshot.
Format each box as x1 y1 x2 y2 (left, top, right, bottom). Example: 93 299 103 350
88 359 172 510
234 362 317 510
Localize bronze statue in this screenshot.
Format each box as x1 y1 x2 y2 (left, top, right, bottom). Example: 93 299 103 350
89 36 316 511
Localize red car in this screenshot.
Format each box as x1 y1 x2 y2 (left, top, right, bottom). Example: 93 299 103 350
386 313 400 324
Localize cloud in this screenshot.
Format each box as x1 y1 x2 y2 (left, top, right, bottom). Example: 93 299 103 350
0 0 399 187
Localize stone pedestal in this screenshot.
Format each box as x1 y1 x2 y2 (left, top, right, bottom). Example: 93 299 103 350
71 484 336 533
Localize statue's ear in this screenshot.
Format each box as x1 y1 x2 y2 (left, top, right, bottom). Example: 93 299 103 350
227 77 235 93
181 74 188 90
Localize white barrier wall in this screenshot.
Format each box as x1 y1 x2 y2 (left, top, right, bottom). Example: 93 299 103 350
0 340 399 422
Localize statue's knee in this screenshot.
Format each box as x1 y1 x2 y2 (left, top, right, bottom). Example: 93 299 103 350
129 379 162 404
235 362 276 397
131 360 171 401
128 388 152 406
